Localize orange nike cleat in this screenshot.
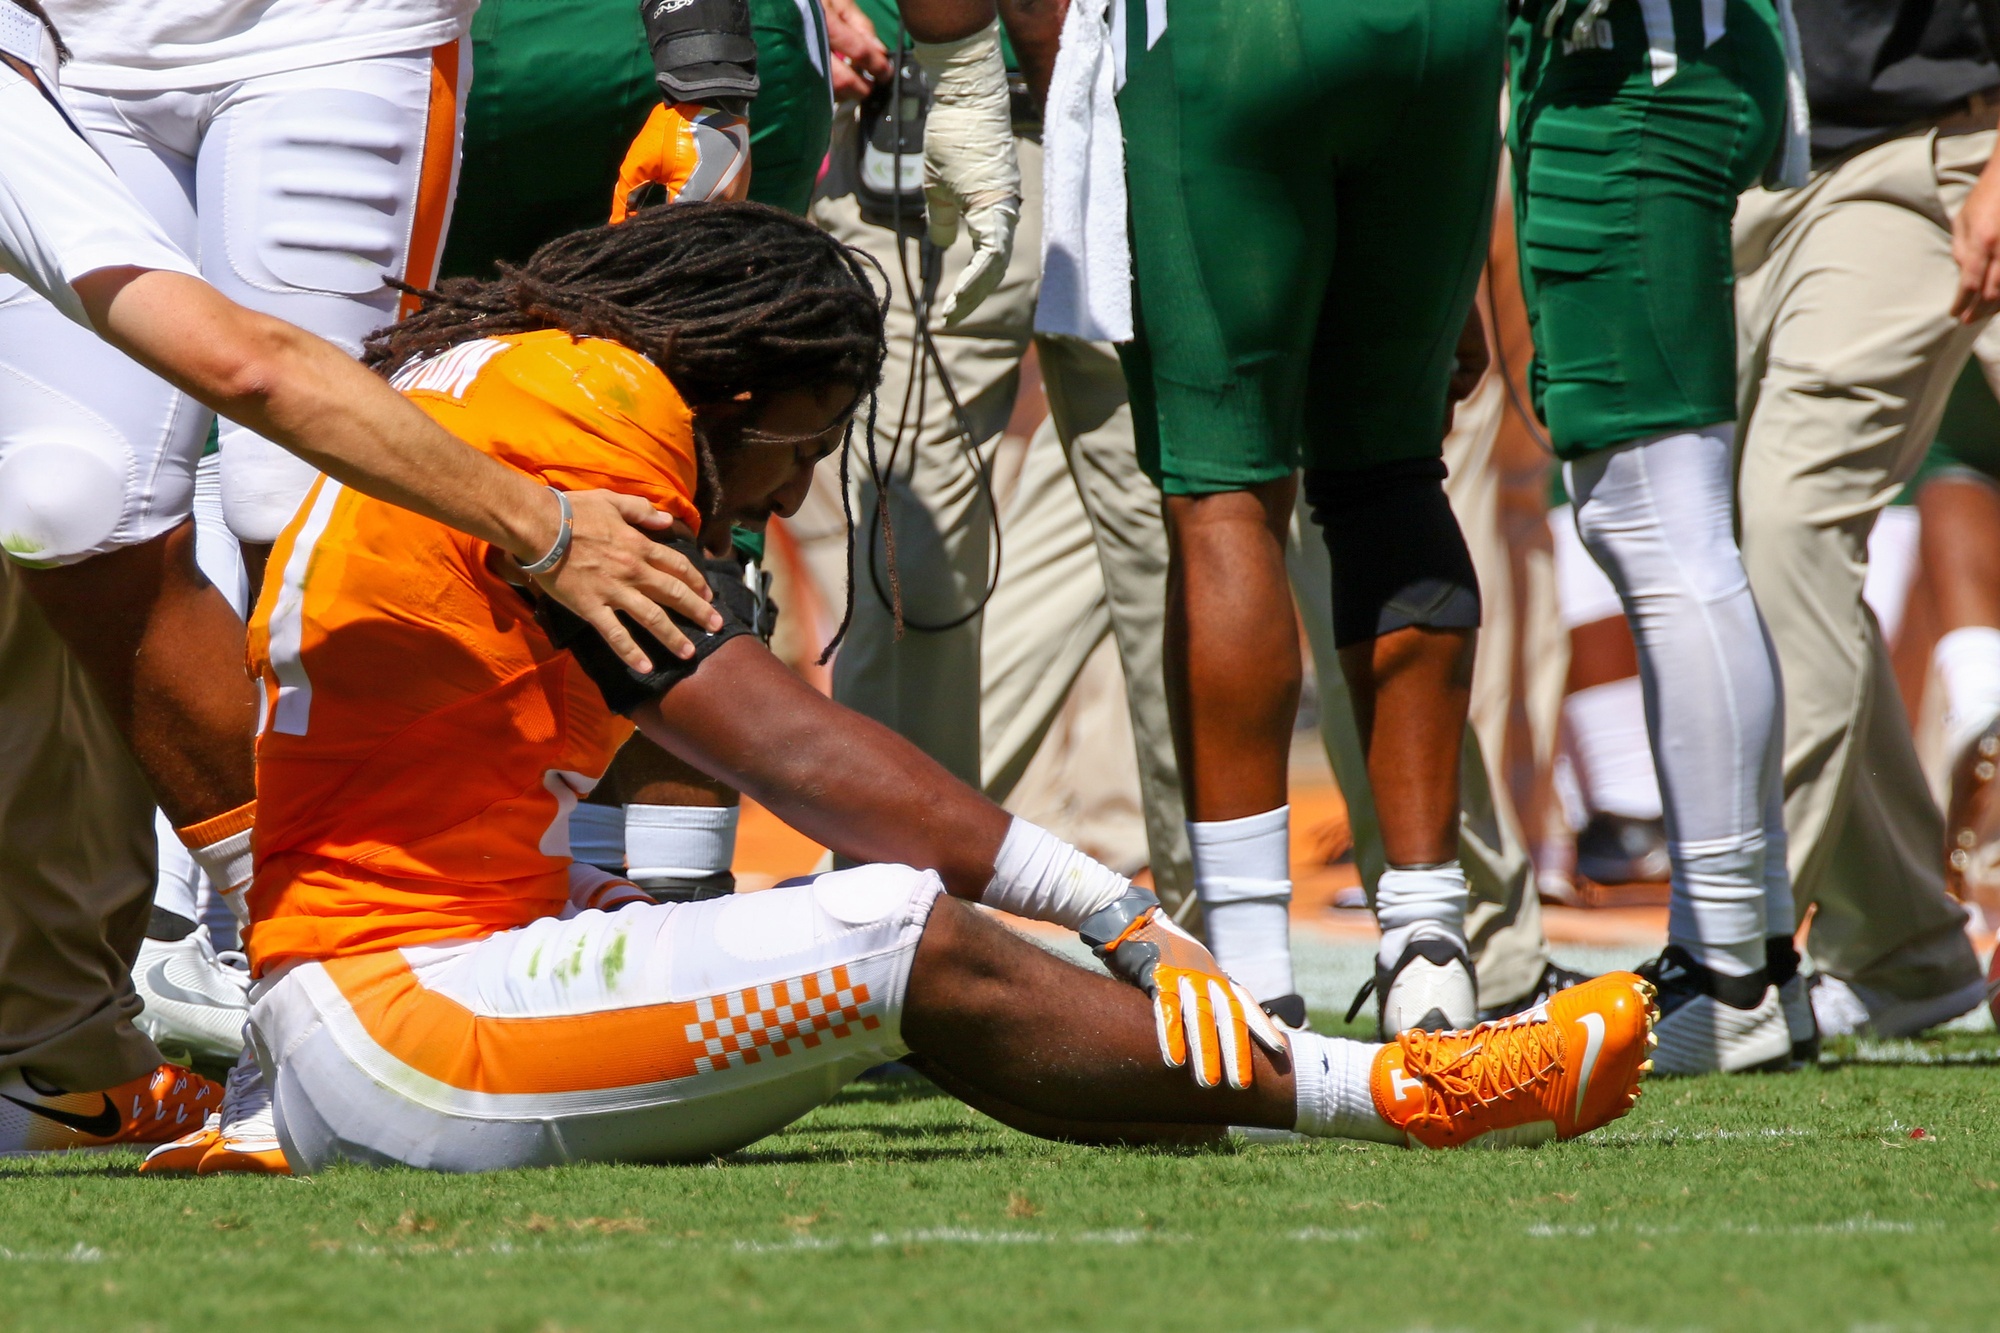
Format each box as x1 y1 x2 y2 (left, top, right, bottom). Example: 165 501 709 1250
140 1053 292 1176
1371 972 1657 1149
0 1063 222 1154
138 1116 221 1174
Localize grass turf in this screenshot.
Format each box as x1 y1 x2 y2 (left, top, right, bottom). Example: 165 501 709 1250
5 1021 1999 1333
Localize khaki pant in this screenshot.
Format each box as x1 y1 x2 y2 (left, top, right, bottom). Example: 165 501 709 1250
810 130 1196 911
0 562 162 1091
1291 369 1554 1009
1733 128 1990 997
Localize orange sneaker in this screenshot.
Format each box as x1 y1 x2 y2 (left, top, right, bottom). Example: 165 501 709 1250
138 1116 221 1174
0 1063 221 1154
1372 972 1657 1149
196 1052 289 1175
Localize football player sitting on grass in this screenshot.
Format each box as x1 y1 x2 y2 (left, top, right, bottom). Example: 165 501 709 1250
151 203 1657 1174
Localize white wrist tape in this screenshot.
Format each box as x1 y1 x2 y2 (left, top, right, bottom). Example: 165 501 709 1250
980 817 1132 929
912 20 1021 214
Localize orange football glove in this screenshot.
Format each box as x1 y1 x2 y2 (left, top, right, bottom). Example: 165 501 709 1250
611 101 751 221
1079 890 1287 1090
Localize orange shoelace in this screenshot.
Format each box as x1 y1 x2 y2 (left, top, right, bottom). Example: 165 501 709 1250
1397 1017 1564 1135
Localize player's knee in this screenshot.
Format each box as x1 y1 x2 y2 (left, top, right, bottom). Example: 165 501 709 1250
1304 458 1480 648
0 439 130 566
812 863 939 929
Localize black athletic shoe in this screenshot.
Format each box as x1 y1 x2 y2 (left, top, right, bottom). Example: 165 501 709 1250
1573 813 1670 885
1635 945 1789 1075
633 870 736 904
1261 994 1310 1030
1475 960 1593 1023
1766 936 1819 1065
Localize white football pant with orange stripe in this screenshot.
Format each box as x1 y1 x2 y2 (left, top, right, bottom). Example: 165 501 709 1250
251 867 941 1173
0 40 469 564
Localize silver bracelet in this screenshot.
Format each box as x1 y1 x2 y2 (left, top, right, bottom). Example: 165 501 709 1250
517 487 573 577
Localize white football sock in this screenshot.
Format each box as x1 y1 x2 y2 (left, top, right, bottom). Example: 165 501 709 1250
1934 625 2000 761
626 803 739 882
1288 1029 1400 1143
568 802 627 871
151 809 201 925
1188 807 1294 1002
1374 862 1468 970
1563 677 1662 820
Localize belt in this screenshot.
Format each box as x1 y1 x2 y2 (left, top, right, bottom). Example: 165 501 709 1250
1929 87 2000 137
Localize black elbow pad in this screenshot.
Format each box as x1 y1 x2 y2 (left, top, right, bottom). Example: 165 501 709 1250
641 0 759 106
537 533 766 715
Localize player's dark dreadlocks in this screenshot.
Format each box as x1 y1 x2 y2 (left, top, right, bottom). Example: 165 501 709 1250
365 200 888 660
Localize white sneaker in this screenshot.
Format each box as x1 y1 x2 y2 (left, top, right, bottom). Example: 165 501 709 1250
202 1049 287 1175
1809 973 1987 1039
132 933 249 1063
1640 946 1791 1076
1348 935 1477 1037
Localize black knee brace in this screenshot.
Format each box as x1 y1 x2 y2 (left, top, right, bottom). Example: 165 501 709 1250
1305 458 1481 649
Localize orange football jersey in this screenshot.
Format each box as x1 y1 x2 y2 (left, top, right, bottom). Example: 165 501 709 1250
244 331 701 975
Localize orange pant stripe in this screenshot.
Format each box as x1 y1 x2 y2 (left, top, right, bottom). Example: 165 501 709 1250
322 950 880 1096
396 38 463 319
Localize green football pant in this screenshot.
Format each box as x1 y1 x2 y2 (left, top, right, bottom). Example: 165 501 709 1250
1510 0 1785 457
1116 0 1504 495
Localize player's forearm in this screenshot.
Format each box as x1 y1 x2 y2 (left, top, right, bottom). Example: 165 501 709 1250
93 269 559 562
636 639 1011 896
997 0 1063 110
900 0 997 45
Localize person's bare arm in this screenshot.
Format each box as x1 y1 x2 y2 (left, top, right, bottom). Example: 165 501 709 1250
997 0 1064 110
74 266 721 671
633 637 1010 896
1953 129 2000 323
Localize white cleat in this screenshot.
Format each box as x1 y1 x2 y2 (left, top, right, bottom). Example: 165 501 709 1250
1350 936 1478 1037
132 933 249 1063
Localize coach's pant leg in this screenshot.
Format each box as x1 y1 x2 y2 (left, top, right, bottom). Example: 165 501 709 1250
1734 135 1988 997
1042 336 1194 912
977 334 1195 913
1290 371 1552 1008
198 44 470 542
0 565 163 1091
813 139 1041 785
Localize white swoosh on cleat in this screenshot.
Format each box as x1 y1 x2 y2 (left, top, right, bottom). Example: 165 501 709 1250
1573 1012 1606 1121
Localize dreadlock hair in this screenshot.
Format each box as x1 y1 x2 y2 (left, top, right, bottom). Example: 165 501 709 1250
366 201 887 658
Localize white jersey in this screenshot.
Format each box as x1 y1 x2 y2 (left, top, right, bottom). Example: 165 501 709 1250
41 0 479 92
0 62 195 326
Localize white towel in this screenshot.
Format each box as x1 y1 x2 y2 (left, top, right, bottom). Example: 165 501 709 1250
1034 0 1134 343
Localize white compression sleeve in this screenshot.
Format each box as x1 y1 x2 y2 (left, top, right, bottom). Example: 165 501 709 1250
981 818 1133 929
626 804 738 881
1189 807 1294 1002
1567 425 1786 977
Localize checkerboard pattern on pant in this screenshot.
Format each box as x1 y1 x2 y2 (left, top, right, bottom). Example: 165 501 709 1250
686 966 881 1074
